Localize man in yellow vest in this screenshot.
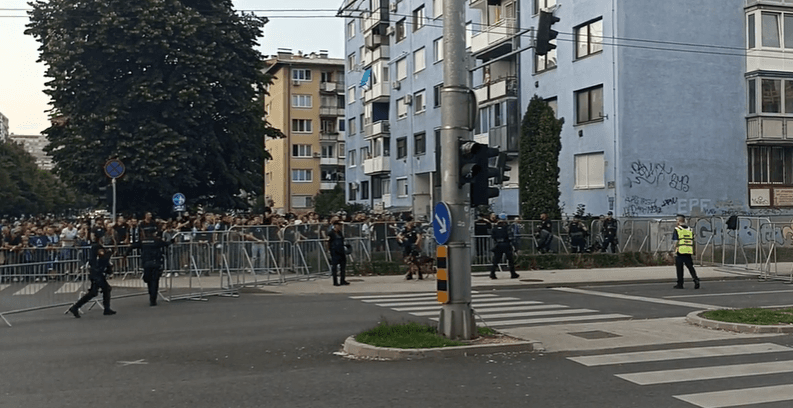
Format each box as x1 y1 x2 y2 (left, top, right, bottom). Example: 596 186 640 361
672 214 700 289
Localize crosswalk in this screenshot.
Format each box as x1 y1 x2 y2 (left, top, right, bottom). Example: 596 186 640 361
569 342 793 407
350 292 631 328
0 280 147 296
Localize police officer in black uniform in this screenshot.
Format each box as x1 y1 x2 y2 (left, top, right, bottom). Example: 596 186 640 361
568 215 588 253
68 244 116 318
133 227 171 306
601 212 618 253
327 220 349 287
398 221 423 280
490 213 519 280
536 213 554 253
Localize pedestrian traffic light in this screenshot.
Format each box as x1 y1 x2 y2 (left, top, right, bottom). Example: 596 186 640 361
458 140 482 187
472 143 500 206
536 10 560 56
494 152 511 185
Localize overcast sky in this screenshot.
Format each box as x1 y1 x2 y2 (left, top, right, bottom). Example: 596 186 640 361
0 0 344 135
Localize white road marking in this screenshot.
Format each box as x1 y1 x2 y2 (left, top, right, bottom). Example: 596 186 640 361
618 360 793 385
552 287 720 310
376 296 518 307
675 384 793 408
55 283 81 294
568 343 792 367
432 313 630 326
472 309 597 320
13 283 46 295
410 304 569 317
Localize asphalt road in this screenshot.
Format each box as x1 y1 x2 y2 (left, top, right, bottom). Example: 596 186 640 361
4 280 793 408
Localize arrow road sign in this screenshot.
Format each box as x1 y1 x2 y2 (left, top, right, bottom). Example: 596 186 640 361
172 193 186 206
433 202 452 245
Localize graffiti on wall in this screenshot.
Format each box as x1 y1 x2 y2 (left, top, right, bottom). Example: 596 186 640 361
627 160 690 192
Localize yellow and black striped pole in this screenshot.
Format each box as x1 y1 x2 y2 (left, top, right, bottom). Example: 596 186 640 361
436 245 448 303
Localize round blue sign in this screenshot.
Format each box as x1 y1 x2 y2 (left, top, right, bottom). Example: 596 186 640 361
433 202 452 245
172 193 186 206
104 159 125 179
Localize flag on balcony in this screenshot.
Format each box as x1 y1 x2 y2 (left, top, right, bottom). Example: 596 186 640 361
360 68 372 90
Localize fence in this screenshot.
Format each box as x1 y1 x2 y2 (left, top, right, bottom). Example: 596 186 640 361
5 216 793 324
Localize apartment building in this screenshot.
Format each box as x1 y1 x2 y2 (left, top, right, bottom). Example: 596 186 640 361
8 134 53 170
263 50 347 214
342 0 788 219
0 112 8 143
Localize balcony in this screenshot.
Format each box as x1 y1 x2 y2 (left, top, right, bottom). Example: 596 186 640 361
321 182 341 190
362 7 389 33
321 82 344 93
488 123 519 152
320 131 341 141
319 105 344 117
473 76 518 103
363 156 391 175
362 45 389 68
364 120 390 139
471 18 517 59
364 81 390 104
746 117 793 142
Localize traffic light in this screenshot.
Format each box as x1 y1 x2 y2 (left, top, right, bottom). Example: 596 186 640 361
458 140 482 187
494 152 511 185
536 10 560 56
458 140 500 206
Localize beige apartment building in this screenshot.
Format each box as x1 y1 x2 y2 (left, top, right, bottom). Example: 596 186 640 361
263 49 346 214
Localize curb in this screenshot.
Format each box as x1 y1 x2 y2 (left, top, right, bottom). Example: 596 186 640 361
686 310 793 334
472 275 750 291
342 335 543 360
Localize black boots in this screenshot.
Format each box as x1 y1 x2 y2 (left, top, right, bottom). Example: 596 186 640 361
510 273 520 279
68 306 80 318
695 280 701 290
103 309 117 315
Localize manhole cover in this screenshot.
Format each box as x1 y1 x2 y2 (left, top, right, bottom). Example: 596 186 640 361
569 330 621 340
345 278 365 282
519 279 543 282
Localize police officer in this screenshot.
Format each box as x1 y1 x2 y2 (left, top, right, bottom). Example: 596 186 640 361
536 213 554 253
601 212 618 253
398 221 423 280
672 214 700 290
133 227 171 306
327 220 349 286
490 213 519 280
568 215 588 253
68 244 116 318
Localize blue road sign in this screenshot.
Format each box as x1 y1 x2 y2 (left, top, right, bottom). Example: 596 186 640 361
172 193 186 206
104 159 125 179
433 202 452 245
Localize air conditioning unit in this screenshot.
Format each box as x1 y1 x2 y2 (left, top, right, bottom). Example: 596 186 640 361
404 94 413 105
292 80 300 86
389 2 397 12
313 152 321 158
382 121 390 132
351 182 360 189
391 80 401 90
386 25 395 36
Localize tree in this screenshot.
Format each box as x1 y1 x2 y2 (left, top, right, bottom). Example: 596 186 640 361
519 95 564 220
313 185 367 218
26 0 284 215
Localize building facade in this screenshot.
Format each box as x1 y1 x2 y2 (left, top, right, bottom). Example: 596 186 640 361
8 134 53 170
263 50 347 214
0 112 8 143
341 0 791 219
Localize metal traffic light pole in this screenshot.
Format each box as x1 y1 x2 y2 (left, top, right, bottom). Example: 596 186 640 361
438 0 475 340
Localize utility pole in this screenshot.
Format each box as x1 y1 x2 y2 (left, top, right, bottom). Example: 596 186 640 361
438 0 475 340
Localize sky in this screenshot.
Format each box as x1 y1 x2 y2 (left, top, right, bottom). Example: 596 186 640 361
0 0 344 135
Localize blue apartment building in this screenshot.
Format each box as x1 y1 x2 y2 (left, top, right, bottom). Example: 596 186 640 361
340 0 793 219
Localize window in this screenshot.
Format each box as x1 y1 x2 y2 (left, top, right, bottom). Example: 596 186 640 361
414 90 426 113
413 6 425 31
348 53 356 72
786 15 793 48
361 146 370 160
348 20 356 39
292 69 311 81
321 71 333 83
292 169 313 182
433 38 444 62
321 145 334 158
748 14 756 49
465 22 473 48
348 183 358 201
396 19 406 42
575 85 604 124
292 119 312 133
292 95 312 108
360 181 369 200
293 196 313 208
320 119 336 134
338 118 346 132
433 0 442 18
397 97 408 119
413 48 426 73
397 178 408 197
574 152 605 189
348 118 356 134
534 0 556 14
396 137 407 159
348 86 355 104
348 150 356 167
414 132 426 155
749 146 792 184
535 47 557 72
762 79 781 113
292 144 312 157
339 143 346 157
763 12 781 48
396 58 407 80
382 178 391 195
546 97 558 117
575 19 603 59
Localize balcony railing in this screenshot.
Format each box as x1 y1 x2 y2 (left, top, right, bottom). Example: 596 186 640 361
364 81 390 103
319 106 344 117
471 18 517 57
746 116 793 141
320 131 340 141
363 156 391 175
362 45 389 68
321 82 344 93
362 7 389 33
364 120 390 138
473 76 518 103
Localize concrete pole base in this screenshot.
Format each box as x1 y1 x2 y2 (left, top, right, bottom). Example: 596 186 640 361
439 303 476 340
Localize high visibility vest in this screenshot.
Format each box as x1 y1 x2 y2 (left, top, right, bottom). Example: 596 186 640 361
676 226 694 255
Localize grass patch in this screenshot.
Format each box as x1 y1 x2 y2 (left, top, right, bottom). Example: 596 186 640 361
477 326 497 336
702 308 793 325
355 321 464 349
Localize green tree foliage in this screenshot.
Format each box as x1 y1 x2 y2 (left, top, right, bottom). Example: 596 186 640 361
26 0 284 215
0 142 80 216
519 95 564 220
313 185 366 218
